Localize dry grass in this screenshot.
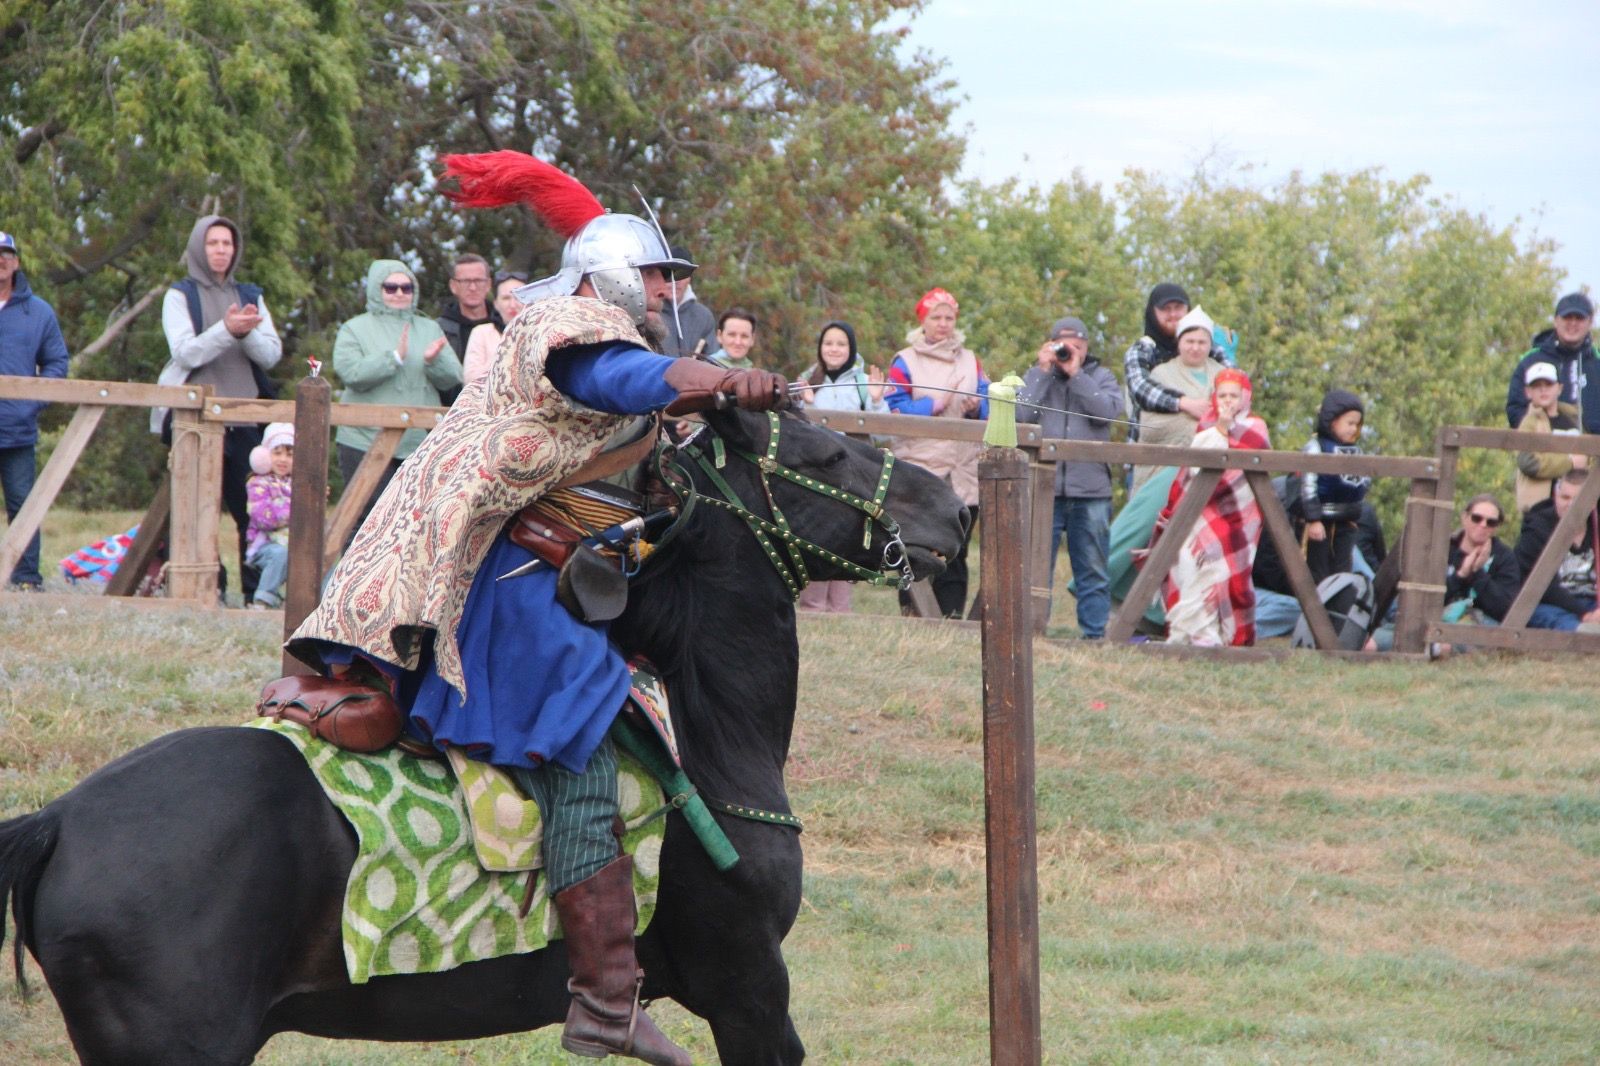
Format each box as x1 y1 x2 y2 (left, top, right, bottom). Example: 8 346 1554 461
1 546 1598 1062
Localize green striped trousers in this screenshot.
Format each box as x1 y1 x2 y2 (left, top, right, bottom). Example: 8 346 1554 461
511 736 620 895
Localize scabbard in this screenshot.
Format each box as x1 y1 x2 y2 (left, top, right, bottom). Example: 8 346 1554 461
609 714 740 872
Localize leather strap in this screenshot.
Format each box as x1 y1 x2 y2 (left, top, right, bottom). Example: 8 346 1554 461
553 417 660 489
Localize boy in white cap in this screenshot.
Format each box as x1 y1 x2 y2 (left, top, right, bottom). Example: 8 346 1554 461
1514 361 1585 512
244 422 294 608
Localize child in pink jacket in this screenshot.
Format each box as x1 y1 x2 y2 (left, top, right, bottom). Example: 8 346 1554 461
245 422 294 608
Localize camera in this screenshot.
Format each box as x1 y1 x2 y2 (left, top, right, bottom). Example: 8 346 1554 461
1052 342 1075 360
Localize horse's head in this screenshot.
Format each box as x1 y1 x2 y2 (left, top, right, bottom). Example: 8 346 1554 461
676 408 968 590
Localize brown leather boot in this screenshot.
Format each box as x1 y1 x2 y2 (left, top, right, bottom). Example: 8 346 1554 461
553 855 691 1065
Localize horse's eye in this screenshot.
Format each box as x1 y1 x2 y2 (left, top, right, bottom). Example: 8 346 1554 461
822 451 848 469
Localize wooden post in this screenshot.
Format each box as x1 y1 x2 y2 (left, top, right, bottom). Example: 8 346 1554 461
322 426 403 568
979 444 1041 1066
1027 463 1054 633
1104 469 1223 644
0 404 105 583
1498 462 1600 629
1392 476 1440 654
105 474 171 597
283 375 332 675
166 397 221 604
1244 471 1340 649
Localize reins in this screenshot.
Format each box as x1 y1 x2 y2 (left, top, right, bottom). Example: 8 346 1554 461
651 412 913 600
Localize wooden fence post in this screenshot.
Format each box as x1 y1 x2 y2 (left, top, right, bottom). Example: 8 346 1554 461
282 375 331 675
0 404 106 583
166 395 221 604
978 377 1041 1066
1027 463 1055 633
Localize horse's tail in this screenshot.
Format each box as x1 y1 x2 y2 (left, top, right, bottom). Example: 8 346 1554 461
0 807 61 999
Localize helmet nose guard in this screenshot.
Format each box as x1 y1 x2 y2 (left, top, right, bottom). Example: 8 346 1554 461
517 213 696 326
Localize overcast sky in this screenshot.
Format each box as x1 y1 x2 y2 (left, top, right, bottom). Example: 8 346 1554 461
899 0 1598 295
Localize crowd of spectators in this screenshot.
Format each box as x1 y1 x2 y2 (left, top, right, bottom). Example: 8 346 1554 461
0 214 1594 647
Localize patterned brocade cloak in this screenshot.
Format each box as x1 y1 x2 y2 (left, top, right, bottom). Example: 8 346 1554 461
288 296 642 693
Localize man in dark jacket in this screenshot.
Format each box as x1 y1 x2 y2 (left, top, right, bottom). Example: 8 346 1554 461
1018 315 1124 638
656 245 717 357
0 231 70 590
436 253 502 405
1507 292 1600 433
1515 468 1600 631
437 253 502 357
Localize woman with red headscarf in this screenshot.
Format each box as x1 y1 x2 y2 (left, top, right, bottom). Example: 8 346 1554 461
885 287 990 617
1143 368 1271 646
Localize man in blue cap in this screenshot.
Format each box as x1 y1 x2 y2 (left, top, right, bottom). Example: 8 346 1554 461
0 231 70 591
1507 292 1599 434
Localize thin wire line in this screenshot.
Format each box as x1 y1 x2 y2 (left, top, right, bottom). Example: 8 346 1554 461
788 380 1150 432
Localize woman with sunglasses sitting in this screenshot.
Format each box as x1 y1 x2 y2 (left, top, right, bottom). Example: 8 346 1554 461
332 260 464 541
1368 493 1520 652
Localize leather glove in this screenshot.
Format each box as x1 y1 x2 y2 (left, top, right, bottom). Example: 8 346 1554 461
663 359 791 415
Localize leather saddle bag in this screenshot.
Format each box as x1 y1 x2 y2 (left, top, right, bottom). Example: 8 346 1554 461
256 675 404 753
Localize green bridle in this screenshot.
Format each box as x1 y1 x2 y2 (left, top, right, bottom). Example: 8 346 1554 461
655 412 913 600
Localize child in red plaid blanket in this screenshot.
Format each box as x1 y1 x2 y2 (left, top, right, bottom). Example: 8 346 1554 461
1149 369 1271 646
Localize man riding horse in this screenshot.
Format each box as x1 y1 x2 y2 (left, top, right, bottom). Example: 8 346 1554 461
287 152 790 1066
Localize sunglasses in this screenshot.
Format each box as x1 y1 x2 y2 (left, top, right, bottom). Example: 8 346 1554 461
1466 512 1501 528
381 282 415 295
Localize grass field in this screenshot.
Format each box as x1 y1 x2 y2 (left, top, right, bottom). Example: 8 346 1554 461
2 514 1598 1063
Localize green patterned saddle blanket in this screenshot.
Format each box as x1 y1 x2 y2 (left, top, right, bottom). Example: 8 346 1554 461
249 717 666 984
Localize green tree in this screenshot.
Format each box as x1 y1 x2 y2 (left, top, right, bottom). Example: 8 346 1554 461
384 0 964 374
932 175 1137 385
4 0 365 504
1112 166 1560 523
5 0 963 505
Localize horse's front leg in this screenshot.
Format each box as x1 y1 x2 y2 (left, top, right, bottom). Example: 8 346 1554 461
646 819 806 1064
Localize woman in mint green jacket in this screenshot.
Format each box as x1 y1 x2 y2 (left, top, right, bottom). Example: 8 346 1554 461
332 260 463 532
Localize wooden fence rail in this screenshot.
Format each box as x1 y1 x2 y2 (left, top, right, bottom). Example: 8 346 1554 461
0 377 445 606
2 375 1594 654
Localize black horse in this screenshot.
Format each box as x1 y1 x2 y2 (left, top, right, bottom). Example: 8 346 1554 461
0 408 967 1065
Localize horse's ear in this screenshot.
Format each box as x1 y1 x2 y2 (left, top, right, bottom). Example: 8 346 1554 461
702 408 765 452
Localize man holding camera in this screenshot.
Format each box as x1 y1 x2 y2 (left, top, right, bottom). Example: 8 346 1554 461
1017 316 1124 638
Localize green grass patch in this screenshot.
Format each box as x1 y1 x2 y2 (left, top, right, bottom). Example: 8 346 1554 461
2 522 1599 1062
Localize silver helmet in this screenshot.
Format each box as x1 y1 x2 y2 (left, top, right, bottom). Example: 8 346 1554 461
517 212 695 326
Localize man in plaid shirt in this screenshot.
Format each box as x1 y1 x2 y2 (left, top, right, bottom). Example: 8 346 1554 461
1124 283 1230 440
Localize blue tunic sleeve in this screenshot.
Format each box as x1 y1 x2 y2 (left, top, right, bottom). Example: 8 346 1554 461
546 342 677 414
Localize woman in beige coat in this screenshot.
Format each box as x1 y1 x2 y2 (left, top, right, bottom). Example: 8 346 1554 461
885 287 990 617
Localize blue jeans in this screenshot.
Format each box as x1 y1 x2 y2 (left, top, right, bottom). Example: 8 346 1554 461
1252 587 1302 638
246 541 289 607
0 445 42 587
1053 496 1111 638
1529 595 1597 632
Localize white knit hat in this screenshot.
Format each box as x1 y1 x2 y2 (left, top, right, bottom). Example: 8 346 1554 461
1174 305 1215 342
249 422 296 475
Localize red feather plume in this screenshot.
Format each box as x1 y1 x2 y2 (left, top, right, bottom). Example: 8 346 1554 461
441 151 605 240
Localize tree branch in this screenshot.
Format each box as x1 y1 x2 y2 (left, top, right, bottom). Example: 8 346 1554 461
13 119 64 165
46 177 180 286
79 284 166 358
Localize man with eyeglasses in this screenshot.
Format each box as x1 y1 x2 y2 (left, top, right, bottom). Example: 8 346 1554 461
656 244 717 358
438 253 503 360
1516 468 1600 631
